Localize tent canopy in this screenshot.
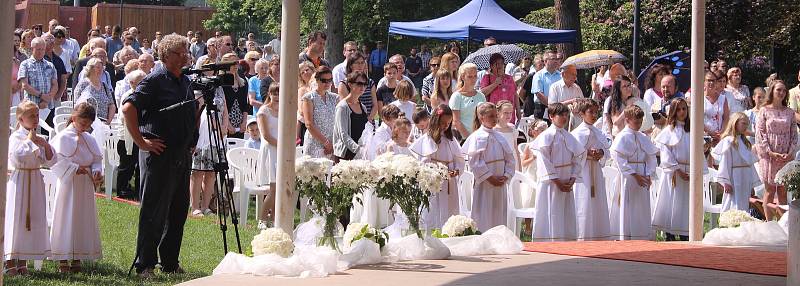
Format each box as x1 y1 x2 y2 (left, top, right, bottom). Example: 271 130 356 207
388 0 576 45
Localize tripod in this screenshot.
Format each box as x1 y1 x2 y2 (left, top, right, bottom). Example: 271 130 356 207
198 87 243 255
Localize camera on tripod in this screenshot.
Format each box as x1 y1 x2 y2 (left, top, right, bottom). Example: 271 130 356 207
184 61 237 91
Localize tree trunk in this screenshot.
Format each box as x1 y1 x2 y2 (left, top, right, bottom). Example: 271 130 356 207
554 0 582 58
324 0 344 65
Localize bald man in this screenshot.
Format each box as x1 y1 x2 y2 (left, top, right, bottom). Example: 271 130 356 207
73 37 118 89
548 64 583 130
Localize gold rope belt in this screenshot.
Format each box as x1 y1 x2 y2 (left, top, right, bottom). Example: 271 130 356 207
14 168 41 231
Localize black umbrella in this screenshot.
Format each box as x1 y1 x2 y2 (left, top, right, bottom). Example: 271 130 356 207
637 51 691 93
463 44 529 70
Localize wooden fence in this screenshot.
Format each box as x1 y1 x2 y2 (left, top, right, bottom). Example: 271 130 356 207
15 0 214 44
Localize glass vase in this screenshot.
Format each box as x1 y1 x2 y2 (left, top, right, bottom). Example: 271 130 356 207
317 214 341 252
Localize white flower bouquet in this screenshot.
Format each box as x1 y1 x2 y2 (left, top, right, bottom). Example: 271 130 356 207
343 223 388 248
373 152 449 238
439 215 480 237
251 228 294 257
296 156 374 251
775 160 800 201
718 209 758 228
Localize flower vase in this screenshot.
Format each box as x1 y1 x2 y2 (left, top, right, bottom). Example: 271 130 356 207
788 200 799 286
318 214 340 252
406 211 424 239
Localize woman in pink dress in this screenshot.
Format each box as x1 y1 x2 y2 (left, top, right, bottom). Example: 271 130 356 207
480 53 518 123
756 80 797 221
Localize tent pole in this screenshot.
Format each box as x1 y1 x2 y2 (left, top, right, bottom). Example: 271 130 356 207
275 0 300 235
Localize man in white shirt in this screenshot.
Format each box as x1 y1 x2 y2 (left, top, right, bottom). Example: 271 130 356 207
268 35 281 56
548 65 583 129
332 41 359 87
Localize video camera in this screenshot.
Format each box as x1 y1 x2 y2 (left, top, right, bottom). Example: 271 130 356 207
182 61 237 91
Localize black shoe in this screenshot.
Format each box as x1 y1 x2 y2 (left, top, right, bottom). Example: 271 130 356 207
162 265 185 274
136 267 155 279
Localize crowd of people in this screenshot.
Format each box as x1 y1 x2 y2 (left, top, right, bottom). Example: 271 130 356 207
6 18 800 278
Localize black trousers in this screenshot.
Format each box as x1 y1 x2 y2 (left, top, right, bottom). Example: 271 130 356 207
116 140 139 199
134 149 191 272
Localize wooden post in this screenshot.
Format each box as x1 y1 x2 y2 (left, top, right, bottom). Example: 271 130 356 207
688 0 706 242
1 0 13 283
274 0 300 235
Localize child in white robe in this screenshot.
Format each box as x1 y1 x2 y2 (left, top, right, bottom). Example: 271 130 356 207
531 103 585 241
462 102 516 232
5 101 57 275
570 99 612 241
494 100 521 170
410 108 430 143
609 105 658 240
383 117 413 156
712 112 760 212
410 104 464 229
365 105 400 160
50 102 104 273
652 98 693 241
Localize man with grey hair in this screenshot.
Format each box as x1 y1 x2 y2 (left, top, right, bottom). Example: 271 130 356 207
18 37 58 118
123 33 197 278
128 27 142 51
73 36 117 89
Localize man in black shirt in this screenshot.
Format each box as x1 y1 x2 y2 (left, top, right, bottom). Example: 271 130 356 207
122 34 198 277
43 34 67 128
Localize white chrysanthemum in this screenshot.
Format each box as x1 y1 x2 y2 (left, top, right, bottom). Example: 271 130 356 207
718 210 757 228
331 159 377 190
442 215 478 237
251 228 294 257
417 162 449 193
295 155 333 185
775 161 800 185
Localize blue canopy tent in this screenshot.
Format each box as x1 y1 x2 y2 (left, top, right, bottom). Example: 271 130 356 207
388 0 577 45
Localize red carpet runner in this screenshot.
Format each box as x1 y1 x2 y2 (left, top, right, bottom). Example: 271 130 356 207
524 240 786 277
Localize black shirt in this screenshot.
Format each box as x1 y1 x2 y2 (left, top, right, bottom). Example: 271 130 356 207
405 56 423 74
223 79 251 129
298 52 330 68
44 53 66 98
376 85 396 105
123 66 198 153
522 75 535 117
346 104 368 159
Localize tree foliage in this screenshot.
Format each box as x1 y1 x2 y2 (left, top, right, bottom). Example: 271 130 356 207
523 0 800 87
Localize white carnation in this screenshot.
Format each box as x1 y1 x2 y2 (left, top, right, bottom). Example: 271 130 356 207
251 228 294 257
295 155 333 185
331 159 377 190
442 215 478 237
718 209 758 228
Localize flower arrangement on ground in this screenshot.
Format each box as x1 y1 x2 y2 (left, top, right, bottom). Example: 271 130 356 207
372 153 449 238
251 228 294 257
343 223 389 248
718 209 758 228
296 156 376 251
438 215 480 237
775 160 800 201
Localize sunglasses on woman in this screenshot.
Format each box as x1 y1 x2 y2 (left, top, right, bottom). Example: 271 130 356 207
318 78 333 83
350 81 368 87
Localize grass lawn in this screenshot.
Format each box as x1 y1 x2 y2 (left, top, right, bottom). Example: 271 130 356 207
7 198 261 286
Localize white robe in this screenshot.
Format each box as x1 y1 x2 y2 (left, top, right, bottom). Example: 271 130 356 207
50 126 103 261
462 126 515 232
410 134 465 229
609 127 658 240
651 124 692 236
571 122 612 240
530 126 585 241
711 137 760 212
5 127 57 260
352 123 394 228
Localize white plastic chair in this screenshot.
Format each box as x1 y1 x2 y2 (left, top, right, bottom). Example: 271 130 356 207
10 106 18 116
457 171 475 217
225 137 248 149
227 147 270 227
603 166 620 211
60 100 74 108
9 114 16 129
37 118 55 137
54 114 70 127
55 106 73 116
33 169 59 271
102 129 120 200
703 168 723 228
55 122 68 133
506 171 536 237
